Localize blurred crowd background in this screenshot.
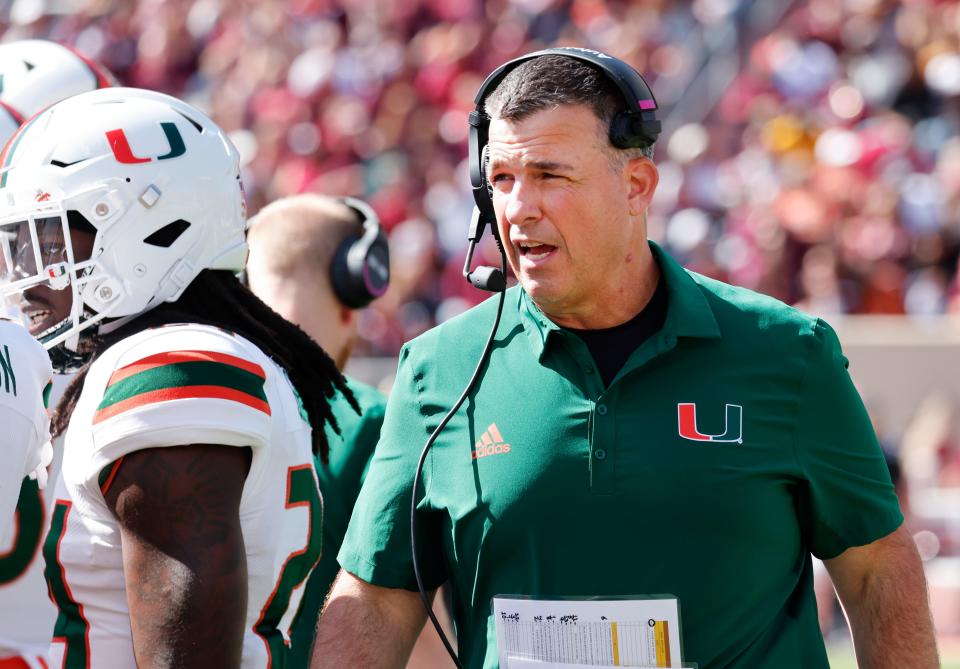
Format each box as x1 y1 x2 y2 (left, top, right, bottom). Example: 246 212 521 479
3 0 958 356
3 0 960 658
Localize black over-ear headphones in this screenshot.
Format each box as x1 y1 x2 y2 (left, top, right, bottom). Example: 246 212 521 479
329 196 390 308
463 46 662 293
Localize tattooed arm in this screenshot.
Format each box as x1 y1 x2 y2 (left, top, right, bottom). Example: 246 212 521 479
103 444 252 669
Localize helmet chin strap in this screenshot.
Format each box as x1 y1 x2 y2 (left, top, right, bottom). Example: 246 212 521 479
48 341 92 374
37 317 94 373
41 309 150 374
43 306 118 345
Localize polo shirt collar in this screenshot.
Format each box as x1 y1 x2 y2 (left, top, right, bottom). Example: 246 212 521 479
651 241 721 340
517 241 721 360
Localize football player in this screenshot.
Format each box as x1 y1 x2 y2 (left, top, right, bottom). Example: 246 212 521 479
0 39 115 145
0 38 114 669
0 87 352 667
0 318 52 532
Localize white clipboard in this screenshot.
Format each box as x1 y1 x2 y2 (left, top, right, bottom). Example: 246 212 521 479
493 595 694 668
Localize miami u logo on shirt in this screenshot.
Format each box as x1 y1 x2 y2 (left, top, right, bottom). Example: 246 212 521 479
677 403 743 444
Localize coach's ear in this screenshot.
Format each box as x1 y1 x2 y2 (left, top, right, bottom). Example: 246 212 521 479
625 157 658 216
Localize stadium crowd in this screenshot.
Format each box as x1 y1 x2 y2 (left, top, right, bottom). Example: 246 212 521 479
2 0 958 359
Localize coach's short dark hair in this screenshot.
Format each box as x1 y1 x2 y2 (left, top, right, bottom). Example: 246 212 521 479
483 55 655 161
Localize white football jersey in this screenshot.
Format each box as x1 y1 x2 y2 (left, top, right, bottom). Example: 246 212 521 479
0 440 62 667
0 319 53 667
44 324 322 668
0 318 52 541
0 373 72 665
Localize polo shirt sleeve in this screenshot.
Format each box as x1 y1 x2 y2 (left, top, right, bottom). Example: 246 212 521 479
337 345 448 591
794 319 903 560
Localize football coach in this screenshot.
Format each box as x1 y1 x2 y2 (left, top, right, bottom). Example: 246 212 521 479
312 48 939 669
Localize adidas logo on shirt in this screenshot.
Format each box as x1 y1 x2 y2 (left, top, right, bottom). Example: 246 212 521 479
471 423 511 459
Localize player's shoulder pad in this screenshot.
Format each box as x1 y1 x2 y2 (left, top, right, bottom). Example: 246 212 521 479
88 323 274 437
99 323 266 371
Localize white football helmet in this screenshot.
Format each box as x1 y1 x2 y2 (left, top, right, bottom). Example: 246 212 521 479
0 87 248 357
0 40 115 146
0 101 20 147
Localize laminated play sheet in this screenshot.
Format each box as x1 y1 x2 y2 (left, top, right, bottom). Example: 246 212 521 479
493 595 693 668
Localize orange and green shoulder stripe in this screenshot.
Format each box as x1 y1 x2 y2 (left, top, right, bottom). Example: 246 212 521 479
93 350 270 425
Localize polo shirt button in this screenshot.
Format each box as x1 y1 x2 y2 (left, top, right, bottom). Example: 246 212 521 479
594 448 607 461
597 404 608 415
585 367 594 374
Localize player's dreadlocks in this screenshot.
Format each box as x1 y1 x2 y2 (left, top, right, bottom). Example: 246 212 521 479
51 269 357 464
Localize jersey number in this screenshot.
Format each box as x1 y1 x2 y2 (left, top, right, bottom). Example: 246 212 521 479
0 477 43 583
253 464 323 665
43 500 90 669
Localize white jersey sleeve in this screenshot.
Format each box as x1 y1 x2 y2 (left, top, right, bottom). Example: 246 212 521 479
70 324 274 492
0 319 52 535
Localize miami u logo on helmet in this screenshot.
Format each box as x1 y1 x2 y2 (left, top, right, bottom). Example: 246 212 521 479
106 122 185 164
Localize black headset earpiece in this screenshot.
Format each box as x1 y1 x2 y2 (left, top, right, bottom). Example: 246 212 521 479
463 47 661 293
609 112 662 149
329 197 390 309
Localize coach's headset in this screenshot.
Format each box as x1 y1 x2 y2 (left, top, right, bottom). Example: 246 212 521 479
413 47 662 669
329 196 390 308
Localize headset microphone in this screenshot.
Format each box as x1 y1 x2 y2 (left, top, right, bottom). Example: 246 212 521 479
462 207 506 292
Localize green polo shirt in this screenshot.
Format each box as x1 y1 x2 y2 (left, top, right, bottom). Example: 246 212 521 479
289 376 386 669
339 243 902 669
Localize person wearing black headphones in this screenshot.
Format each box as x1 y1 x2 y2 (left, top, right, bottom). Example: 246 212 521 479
245 194 390 668
313 50 938 669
